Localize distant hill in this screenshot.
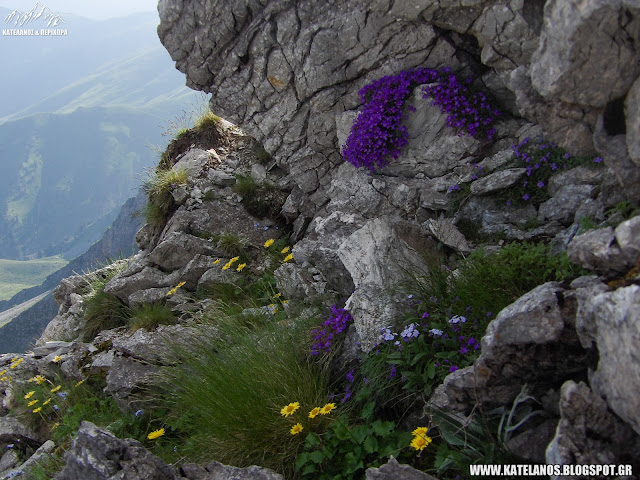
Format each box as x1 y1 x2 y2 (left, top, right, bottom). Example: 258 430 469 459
0 9 196 122
0 188 146 354
0 106 163 260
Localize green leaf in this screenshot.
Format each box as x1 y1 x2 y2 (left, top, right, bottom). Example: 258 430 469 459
426 361 436 379
371 420 395 437
305 432 321 448
363 435 379 453
360 401 375 420
309 450 326 464
295 453 310 471
350 425 369 445
410 352 427 366
301 464 317 476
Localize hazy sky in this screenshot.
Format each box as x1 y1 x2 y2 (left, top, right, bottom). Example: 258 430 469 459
0 0 158 20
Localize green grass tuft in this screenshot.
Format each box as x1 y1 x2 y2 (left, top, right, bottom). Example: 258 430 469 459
142 168 188 227
193 111 222 131
129 303 177 332
159 313 328 476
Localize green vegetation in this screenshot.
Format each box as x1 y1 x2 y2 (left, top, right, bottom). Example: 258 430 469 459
160 313 329 476
193 111 222 131
233 174 285 218
142 167 188 227
0 256 68 300
129 303 177 332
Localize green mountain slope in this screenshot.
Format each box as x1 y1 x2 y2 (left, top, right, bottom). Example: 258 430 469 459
0 107 162 260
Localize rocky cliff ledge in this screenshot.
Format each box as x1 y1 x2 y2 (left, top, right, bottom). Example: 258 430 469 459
0 1 639 479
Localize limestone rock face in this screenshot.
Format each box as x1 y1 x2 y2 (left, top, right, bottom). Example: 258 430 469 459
338 218 429 352
545 381 640 474
54 421 181 480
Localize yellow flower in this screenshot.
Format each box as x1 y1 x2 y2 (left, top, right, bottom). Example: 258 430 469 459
222 262 231 270
0 377 7 382
50 385 61 393
283 253 293 263
32 407 42 413
51 422 60 430
283 300 289 305
213 258 221 264
410 434 432 451
27 400 38 407
308 407 321 419
320 403 336 415
28 375 46 384
236 263 247 272
43 398 51 406
52 356 62 363
166 281 186 297
280 402 300 417
75 379 85 387
290 423 304 435
24 391 35 399
0 370 6 376
264 238 275 248
412 427 428 437
229 256 240 264
147 428 165 440
281 246 290 254
274 293 282 298
10 358 23 368
11 357 19 363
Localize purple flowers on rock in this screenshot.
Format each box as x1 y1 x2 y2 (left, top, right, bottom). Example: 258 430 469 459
311 305 354 355
342 67 501 172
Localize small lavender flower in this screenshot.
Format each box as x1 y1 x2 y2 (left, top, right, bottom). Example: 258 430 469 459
523 194 530 201
593 156 603 163
346 370 355 383
429 328 444 337
449 315 467 324
537 181 545 188
135 409 144 418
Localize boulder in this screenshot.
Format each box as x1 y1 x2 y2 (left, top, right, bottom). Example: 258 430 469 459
54 422 180 480
567 228 630 275
365 456 438 480
545 381 640 474
104 355 159 414
338 218 428 352
582 285 640 435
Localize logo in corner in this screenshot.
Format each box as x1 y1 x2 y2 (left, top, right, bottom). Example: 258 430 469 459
3 2 68 36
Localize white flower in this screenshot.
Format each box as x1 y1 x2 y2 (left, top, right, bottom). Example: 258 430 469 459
449 315 467 324
429 329 444 337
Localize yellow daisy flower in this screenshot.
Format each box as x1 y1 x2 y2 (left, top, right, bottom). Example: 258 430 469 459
213 258 221 264
32 407 42 413
283 253 293 262
27 400 38 407
52 356 62 363
320 403 336 415
50 385 61 393
264 238 275 248
412 427 428 437
43 398 51 406
229 256 240 264
410 434 432 451
290 423 304 435
24 391 35 399
236 263 247 272
0 370 7 376
281 246 290 254
147 428 165 440
75 379 85 387
280 402 300 417
308 407 321 419
10 358 23 368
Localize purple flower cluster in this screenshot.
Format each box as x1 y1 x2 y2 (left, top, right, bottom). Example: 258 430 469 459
509 138 605 205
311 305 354 355
423 67 501 140
343 68 440 172
342 67 501 172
